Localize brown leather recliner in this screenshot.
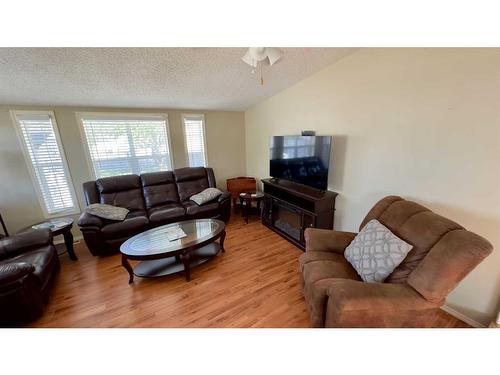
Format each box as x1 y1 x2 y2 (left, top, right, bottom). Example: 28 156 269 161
300 196 493 327
78 167 231 256
0 229 59 326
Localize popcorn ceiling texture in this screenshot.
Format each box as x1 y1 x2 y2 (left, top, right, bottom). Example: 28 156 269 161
0 48 357 110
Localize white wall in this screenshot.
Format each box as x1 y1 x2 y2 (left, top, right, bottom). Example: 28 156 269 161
0 106 245 236
245 48 500 326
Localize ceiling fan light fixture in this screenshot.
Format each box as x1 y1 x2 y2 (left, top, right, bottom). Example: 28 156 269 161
241 47 283 85
241 47 283 67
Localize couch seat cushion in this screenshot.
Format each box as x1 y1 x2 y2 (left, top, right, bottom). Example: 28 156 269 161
5 246 58 288
101 214 149 239
148 204 186 224
300 251 361 285
183 201 220 218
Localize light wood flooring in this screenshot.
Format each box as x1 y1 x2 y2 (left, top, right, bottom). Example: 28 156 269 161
30 217 469 328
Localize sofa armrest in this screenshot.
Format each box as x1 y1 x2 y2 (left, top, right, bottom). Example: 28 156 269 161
304 228 357 253
0 229 52 259
218 191 231 203
0 262 35 286
77 211 104 229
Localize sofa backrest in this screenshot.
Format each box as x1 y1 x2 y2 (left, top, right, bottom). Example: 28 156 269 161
360 196 493 302
140 171 179 209
95 175 145 213
82 167 218 210
173 167 216 202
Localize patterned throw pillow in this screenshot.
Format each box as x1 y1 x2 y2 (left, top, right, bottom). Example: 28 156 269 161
344 219 413 282
86 203 129 221
190 188 223 205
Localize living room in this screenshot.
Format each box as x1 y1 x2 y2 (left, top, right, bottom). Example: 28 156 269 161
1 1 499 374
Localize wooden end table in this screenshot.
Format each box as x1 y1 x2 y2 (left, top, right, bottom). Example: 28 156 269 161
23 217 78 261
239 191 264 224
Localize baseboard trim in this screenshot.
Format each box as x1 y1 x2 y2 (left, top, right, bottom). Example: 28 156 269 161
441 304 485 328
53 235 83 245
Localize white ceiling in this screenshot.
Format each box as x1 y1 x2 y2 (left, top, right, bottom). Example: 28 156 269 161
0 48 358 111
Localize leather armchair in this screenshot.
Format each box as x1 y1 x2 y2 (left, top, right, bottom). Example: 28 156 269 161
300 196 493 327
0 229 59 326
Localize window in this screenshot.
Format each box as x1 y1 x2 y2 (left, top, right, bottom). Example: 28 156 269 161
78 113 173 179
11 111 78 217
182 114 207 167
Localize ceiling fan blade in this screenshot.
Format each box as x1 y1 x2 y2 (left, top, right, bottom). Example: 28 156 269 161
241 50 257 68
266 48 283 66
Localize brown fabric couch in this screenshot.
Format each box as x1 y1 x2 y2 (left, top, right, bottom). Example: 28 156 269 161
78 167 231 256
0 229 59 326
300 196 493 327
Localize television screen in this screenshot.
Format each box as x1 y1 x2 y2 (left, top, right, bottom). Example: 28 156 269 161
269 135 332 190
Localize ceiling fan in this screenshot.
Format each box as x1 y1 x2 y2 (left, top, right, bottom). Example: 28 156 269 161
241 47 283 86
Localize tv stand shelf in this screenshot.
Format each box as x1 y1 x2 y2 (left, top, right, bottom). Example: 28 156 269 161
261 178 338 250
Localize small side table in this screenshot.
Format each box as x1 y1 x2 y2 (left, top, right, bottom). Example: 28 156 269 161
239 192 264 224
24 217 78 261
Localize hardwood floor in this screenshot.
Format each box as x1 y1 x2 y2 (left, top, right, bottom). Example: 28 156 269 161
30 217 469 328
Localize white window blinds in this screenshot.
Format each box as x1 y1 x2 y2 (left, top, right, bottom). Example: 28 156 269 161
79 114 173 179
13 112 77 217
182 114 207 167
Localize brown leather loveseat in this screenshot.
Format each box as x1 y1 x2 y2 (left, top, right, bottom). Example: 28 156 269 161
0 229 59 325
300 196 493 327
78 167 231 256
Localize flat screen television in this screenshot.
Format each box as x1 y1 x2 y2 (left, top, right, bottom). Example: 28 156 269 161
269 135 332 190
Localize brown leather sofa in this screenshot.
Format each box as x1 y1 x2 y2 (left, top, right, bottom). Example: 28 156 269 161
300 196 493 327
0 229 59 326
78 167 231 256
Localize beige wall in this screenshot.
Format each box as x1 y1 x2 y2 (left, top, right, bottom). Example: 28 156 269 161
245 48 500 326
0 105 245 236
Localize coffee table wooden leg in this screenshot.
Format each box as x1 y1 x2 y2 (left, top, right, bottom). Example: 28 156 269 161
180 253 191 281
121 254 134 284
220 230 226 253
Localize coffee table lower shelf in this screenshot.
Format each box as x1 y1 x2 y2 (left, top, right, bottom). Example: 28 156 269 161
124 242 221 283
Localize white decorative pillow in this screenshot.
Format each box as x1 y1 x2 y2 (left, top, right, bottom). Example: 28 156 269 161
85 203 129 221
190 188 223 205
344 219 413 283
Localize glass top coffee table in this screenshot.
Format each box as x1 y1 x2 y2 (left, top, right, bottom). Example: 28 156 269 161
120 218 226 284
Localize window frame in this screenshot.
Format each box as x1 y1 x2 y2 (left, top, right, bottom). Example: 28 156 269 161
181 113 208 168
10 110 80 219
76 112 174 180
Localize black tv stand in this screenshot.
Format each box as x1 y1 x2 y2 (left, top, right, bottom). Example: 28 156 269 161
261 178 338 250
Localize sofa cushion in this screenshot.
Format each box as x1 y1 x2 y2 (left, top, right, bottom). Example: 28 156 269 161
86 203 129 221
174 167 210 201
6 246 58 288
359 196 465 283
101 214 149 239
190 188 223 205
148 204 185 224
345 219 413 283
141 171 179 209
96 175 146 212
183 201 220 218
